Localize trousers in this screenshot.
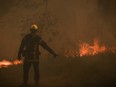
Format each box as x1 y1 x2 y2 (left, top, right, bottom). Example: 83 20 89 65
23 61 39 83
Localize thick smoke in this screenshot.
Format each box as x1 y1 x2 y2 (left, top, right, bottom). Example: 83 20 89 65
0 0 116 86
0 0 116 58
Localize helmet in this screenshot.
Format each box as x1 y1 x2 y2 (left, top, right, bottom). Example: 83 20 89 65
30 24 39 31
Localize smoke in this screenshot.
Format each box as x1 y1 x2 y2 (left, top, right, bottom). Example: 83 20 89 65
0 0 116 58
0 0 115 59
97 0 116 45
0 0 116 86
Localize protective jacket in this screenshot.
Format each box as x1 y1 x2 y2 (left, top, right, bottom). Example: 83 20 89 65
18 33 56 62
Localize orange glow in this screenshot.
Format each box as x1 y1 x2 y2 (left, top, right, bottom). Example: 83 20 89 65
13 60 23 65
0 59 22 68
64 38 116 57
79 39 107 57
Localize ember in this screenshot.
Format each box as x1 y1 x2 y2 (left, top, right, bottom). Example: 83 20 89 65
64 38 116 57
0 59 22 68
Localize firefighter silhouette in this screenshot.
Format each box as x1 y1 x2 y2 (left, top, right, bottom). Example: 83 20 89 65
17 24 57 86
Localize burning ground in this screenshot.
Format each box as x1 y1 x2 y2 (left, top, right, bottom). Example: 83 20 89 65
0 52 116 87
0 39 116 87
64 38 116 57
0 0 116 87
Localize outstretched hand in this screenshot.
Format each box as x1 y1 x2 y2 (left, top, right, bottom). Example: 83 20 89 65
18 57 21 61
53 54 58 58
17 55 22 61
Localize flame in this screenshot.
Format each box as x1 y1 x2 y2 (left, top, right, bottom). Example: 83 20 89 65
13 60 22 65
64 39 116 57
79 39 107 57
0 59 22 68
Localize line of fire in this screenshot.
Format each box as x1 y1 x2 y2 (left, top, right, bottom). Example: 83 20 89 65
0 38 116 68
64 38 116 57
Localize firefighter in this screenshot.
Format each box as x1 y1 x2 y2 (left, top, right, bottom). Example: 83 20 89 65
17 24 57 86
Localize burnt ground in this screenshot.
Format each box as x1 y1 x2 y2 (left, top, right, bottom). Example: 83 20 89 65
0 52 116 87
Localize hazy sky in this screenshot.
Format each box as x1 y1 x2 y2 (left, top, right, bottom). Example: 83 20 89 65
0 0 116 59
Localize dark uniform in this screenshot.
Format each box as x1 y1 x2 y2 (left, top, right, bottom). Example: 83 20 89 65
18 33 57 84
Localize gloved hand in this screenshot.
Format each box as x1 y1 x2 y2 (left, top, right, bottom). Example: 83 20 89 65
53 54 58 58
17 55 21 61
